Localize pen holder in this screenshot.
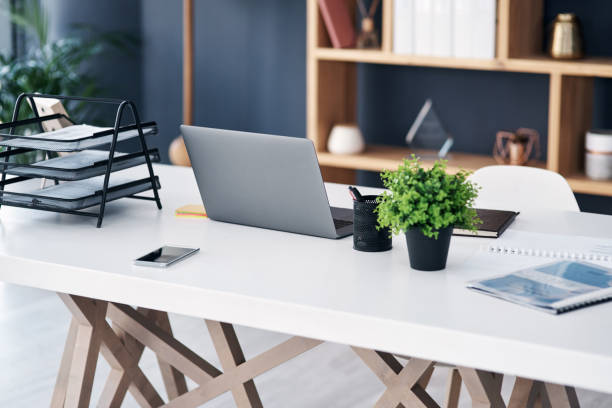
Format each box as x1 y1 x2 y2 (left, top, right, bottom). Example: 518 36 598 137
353 195 392 252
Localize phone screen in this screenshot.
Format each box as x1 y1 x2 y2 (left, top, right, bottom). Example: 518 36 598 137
135 246 199 266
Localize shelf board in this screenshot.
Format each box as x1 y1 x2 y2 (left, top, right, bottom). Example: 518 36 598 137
314 48 513 73
567 173 612 196
316 145 545 174
510 56 612 78
314 48 612 78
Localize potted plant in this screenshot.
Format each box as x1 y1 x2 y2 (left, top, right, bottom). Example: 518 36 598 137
376 156 480 271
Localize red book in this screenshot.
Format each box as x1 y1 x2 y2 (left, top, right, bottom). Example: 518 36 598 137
318 0 355 48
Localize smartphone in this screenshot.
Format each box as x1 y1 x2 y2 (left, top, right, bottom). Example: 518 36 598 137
134 246 199 267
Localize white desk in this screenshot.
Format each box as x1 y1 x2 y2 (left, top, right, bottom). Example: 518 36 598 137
0 164 609 407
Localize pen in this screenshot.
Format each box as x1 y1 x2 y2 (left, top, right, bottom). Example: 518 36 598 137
348 186 363 201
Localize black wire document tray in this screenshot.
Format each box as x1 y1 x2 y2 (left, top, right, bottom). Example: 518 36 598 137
0 93 163 227
0 175 161 211
5 149 161 181
0 122 157 152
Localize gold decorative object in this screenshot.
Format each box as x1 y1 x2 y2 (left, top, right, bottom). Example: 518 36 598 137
549 13 583 59
493 128 541 166
356 0 380 49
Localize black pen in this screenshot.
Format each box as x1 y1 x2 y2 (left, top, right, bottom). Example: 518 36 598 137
348 186 363 201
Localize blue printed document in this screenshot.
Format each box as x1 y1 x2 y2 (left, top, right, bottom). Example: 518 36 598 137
467 261 612 314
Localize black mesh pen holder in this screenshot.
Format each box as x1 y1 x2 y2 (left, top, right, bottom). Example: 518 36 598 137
353 195 392 252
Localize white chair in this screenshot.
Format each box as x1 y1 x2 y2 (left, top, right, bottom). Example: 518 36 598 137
439 165 578 407
469 165 579 212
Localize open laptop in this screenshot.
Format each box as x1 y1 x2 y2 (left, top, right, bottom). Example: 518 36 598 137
181 126 353 239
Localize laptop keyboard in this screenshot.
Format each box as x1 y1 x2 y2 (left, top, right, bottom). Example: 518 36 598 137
333 218 353 230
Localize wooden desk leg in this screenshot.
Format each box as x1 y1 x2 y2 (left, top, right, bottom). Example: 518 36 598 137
352 348 507 408
154 311 189 399
456 367 505 408
544 383 580 408
206 320 263 408
50 319 79 408
98 308 187 406
510 377 580 408
107 303 323 408
54 294 165 408
444 368 462 408
56 294 107 408
351 347 439 408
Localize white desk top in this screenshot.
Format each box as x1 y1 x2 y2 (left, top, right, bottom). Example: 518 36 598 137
1 164 611 394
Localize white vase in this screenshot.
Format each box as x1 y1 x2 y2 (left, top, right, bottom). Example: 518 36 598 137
327 124 365 155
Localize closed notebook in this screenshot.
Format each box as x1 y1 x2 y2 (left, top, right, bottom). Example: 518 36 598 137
467 261 612 314
453 208 518 238
318 0 355 48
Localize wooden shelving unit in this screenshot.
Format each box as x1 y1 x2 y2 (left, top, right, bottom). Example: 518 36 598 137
307 0 612 196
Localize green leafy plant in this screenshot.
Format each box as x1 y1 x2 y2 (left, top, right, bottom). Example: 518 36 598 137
0 0 138 123
0 0 138 164
376 155 481 239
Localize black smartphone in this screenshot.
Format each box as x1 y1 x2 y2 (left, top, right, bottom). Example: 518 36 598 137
134 246 199 267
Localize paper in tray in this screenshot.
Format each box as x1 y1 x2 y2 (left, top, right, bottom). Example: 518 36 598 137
0 123 157 152
0 174 160 211
5 149 160 181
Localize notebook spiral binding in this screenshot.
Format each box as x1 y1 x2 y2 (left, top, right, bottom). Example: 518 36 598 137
557 296 612 314
484 243 612 263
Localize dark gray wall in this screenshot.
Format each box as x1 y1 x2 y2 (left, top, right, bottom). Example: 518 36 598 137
141 0 306 163
45 0 142 118
49 0 612 213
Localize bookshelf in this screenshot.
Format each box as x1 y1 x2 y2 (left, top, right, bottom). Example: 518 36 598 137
307 0 612 196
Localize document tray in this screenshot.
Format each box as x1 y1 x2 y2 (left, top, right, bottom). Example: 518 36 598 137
0 175 161 211
0 122 157 152
4 149 160 181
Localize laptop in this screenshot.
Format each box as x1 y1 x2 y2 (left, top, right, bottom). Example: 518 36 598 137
181 126 353 239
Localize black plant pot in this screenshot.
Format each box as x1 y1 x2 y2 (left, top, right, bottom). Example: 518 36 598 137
404 226 453 271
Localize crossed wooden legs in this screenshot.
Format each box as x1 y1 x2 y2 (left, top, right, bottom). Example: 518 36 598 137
51 295 167 408
352 347 505 408
509 377 580 408
352 347 581 408
51 294 322 407
51 293 581 408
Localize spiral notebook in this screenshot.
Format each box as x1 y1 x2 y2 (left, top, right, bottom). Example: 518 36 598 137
467 261 612 314
483 230 612 263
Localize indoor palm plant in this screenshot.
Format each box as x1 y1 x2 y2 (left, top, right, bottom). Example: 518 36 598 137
0 0 137 123
376 156 480 271
0 0 137 164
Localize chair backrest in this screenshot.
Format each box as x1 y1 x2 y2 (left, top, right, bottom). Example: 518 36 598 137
468 165 579 212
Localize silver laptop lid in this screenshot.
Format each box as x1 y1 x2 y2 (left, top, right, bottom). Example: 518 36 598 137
181 125 339 238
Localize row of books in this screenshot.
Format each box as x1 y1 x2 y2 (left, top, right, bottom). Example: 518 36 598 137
393 0 497 59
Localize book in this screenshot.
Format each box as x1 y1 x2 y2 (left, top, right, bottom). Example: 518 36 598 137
452 0 472 58
393 0 414 55
453 208 519 238
471 0 497 59
452 0 496 59
431 0 452 57
467 261 612 314
318 0 355 48
413 0 433 55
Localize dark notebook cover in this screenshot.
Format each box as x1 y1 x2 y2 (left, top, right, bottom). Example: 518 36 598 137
318 0 356 48
453 208 519 238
